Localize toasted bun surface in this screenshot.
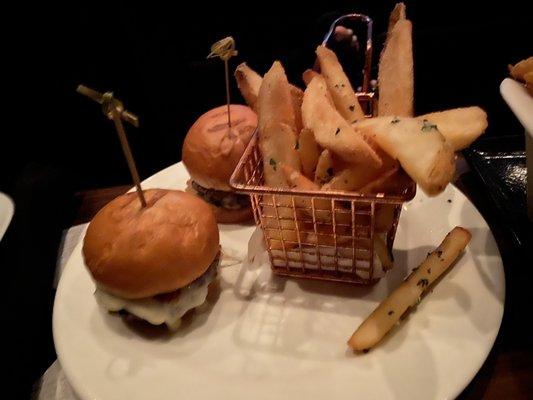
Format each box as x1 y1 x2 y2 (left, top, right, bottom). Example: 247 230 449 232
83 190 220 299
182 104 257 191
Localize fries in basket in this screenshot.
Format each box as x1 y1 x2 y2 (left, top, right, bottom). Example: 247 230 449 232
230 3 487 284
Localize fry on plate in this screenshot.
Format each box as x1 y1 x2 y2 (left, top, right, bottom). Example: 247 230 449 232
348 226 472 351
417 107 487 151
316 45 365 123
258 61 301 187
303 75 382 167
353 116 455 196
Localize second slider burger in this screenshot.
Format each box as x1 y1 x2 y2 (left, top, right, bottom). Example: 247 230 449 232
83 189 220 330
182 104 257 223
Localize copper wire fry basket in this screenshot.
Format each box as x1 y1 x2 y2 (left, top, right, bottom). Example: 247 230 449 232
230 14 416 284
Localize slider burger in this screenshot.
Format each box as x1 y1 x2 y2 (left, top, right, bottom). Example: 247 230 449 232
82 189 220 330
182 104 257 223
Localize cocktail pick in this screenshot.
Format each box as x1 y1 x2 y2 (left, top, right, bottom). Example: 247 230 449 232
207 36 238 127
77 84 147 208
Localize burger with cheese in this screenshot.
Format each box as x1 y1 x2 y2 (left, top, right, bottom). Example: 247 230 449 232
182 104 256 223
82 189 220 330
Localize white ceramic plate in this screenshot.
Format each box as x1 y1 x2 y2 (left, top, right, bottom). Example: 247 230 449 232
0 192 14 242
53 163 505 400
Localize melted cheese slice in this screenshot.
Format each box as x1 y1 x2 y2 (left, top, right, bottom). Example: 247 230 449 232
94 265 216 331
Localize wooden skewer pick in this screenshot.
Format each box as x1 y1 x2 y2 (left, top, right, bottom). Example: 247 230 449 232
77 84 147 208
207 37 238 128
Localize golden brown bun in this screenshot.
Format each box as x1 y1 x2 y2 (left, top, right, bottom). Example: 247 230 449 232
82 190 220 299
182 104 257 191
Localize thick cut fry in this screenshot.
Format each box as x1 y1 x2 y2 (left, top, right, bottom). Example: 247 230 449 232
417 107 487 151
302 69 320 86
316 45 365 122
323 148 398 192
314 149 334 185
235 62 263 112
375 204 396 233
235 62 303 129
282 164 321 191
282 164 332 218
509 56 533 81
354 117 455 196
258 61 301 187
387 2 406 39
348 227 472 351
374 235 393 270
290 85 304 133
298 128 321 179
378 18 413 117
303 76 382 167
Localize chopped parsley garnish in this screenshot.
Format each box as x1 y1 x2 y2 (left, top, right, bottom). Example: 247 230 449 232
421 119 438 132
349 105 355 112
417 278 429 288
391 117 400 124
335 127 341 135
269 158 277 171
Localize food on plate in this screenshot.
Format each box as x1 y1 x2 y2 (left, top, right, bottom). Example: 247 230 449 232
374 235 393 270
509 56 533 95
315 45 366 122
182 104 256 223
258 61 302 187
353 116 455 196
82 189 220 331
302 69 320 86
235 62 305 130
234 62 263 112
378 6 413 117
386 2 406 39
297 127 321 179
347 226 471 351
509 56 533 81
233 2 483 287
302 75 382 167
322 148 398 192
417 107 488 150
314 149 334 185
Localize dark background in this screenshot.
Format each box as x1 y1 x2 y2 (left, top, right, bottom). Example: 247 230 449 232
3 0 530 192
2 1 531 398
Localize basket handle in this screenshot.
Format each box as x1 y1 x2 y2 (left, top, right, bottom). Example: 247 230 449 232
316 13 373 93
